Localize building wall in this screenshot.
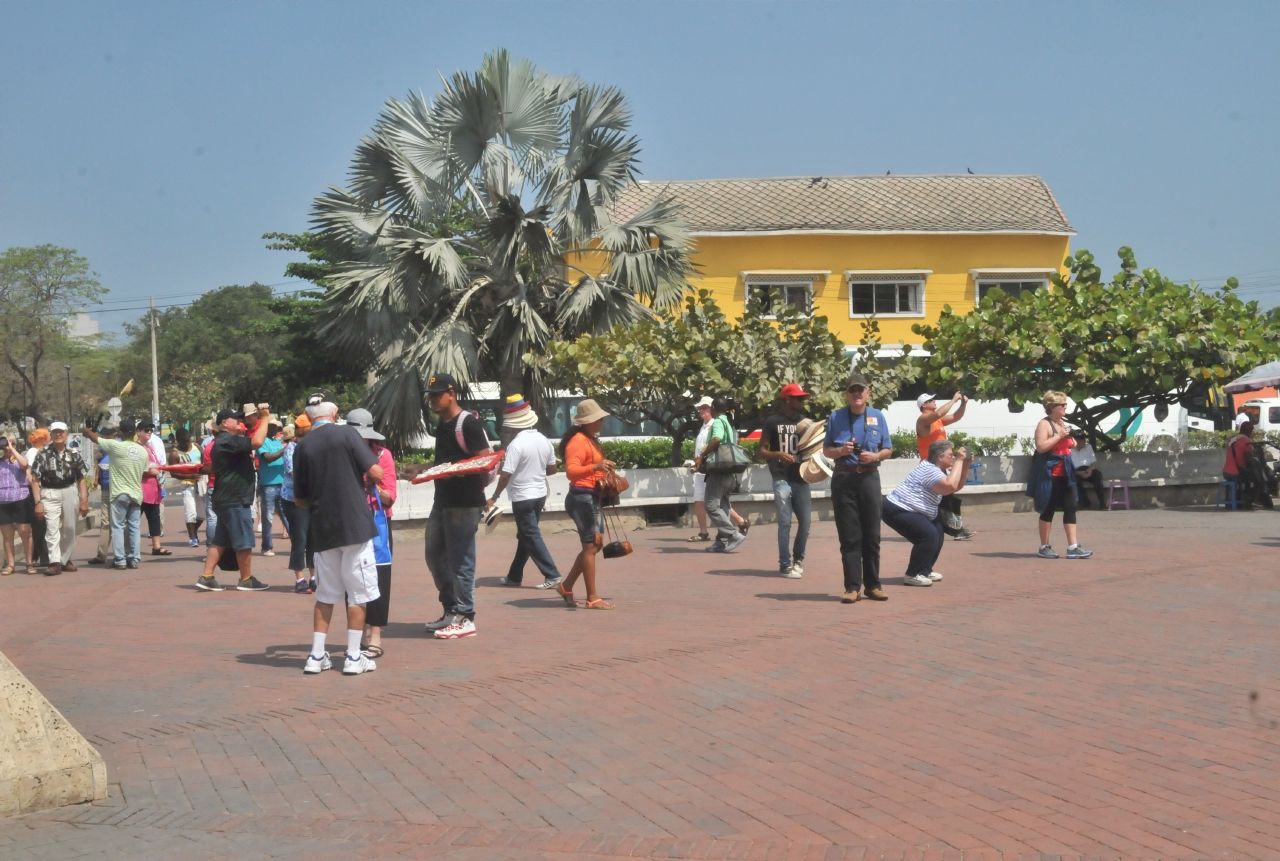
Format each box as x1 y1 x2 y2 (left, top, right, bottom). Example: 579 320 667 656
687 232 1072 346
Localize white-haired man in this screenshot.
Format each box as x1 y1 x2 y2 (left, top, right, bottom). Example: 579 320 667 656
294 401 385 675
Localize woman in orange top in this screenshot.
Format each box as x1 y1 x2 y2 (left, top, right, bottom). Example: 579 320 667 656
557 399 616 609
915 393 975 541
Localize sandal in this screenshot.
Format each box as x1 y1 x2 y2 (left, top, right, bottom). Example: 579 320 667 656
738 521 751 536
151 548 173 556
0 566 12 577
361 644 384 659
585 598 615 610
687 532 711 542
555 582 577 608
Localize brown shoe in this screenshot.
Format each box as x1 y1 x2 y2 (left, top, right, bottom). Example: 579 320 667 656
864 588 888 601
841 591 860 604
63 562 78 573
45 564 62 577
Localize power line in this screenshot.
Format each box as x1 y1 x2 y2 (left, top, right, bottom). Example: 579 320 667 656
88 278 318 310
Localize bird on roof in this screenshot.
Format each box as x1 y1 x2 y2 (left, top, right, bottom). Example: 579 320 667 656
885 170 890 175
967 168 974 174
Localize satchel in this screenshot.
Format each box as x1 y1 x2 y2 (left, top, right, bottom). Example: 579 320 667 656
704 442 752 473
595 463 630 497
601 501 633 559
371 490 392 565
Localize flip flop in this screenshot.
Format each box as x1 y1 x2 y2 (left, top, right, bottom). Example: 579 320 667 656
151 548 173 556
361 644 384 659
555 582 577 608
585 599 615 610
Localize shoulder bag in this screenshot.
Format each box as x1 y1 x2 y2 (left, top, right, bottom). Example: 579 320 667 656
704 418 751 473
370 489 392 565
602 504 633 559
455 412 499 487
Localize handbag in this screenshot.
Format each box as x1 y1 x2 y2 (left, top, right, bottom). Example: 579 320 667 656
601 501 633 559
371 490 392 565
595 463 630 497
702 416 751 473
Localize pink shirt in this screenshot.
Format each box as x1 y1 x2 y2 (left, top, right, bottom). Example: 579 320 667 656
141 444 164 505
367 445 397 516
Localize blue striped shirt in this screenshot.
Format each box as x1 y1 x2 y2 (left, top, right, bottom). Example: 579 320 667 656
886 462 947 518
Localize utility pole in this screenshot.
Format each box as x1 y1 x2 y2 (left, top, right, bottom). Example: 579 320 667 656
65 365 72 426
149 296 160 431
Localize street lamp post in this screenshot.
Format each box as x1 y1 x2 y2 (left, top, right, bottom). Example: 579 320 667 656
65 365 73 427
17 364 27 432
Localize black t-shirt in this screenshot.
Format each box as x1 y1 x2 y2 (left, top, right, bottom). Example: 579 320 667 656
433 412 490 508
761 413 804 482
292 423 378 553
210 431 256 508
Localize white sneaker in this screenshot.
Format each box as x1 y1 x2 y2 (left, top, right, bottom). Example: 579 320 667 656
343 653 376 674
303 653 331 674
790 561 804 576
781 565 802 579
434 618 477 639
903 574 933 587
928 571 943 582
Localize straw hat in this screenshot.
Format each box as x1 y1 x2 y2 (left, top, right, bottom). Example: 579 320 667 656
572 398 610 426
799 452 834 484
503 394 540 430
796 419 826 460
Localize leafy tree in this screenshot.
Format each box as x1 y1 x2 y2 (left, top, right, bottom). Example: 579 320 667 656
160 363 229 430
0 245 105 423
910 247 1278 450
849 317 922 409
305 49 694 446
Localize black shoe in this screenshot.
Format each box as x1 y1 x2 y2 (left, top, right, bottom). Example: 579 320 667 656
110 562 127 570
236 576 269 591
195 575 224 591
126 559 139 569
309 577 316 593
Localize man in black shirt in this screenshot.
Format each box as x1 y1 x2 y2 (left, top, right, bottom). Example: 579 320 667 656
196 405 271 592
423 373 490 640
294 400 384 676
758 384 812 579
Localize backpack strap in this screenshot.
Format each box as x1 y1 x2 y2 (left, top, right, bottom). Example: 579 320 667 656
454 411 494 456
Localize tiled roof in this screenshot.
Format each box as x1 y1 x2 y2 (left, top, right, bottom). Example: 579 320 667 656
612 174 1074 235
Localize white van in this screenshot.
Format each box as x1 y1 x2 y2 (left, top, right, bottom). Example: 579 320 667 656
1238 399 1280 433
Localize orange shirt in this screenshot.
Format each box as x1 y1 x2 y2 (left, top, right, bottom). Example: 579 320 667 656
565 433 602 490
917 419 946 461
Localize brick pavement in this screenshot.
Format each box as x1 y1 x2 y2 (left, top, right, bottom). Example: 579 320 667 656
2 503 1280 859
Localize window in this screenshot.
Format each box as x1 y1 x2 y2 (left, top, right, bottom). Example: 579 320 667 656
847 280 924 316
747 281 812 318
1269 407 1280 426
976 280 1046 303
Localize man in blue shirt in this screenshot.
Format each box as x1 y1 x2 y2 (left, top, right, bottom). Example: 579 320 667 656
822 374 893 603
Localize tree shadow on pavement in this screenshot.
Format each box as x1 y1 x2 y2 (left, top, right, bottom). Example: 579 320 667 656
755 593 842 602
235 644 317 667
972 552 1042 559
501 598 578 610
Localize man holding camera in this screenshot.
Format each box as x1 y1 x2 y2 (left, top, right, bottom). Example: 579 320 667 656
195 404 272 592
822 374 893 604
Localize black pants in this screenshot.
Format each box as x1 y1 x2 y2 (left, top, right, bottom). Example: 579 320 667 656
27 494 48 566
831 471 882 594
882 499 945 579
1075 468 1106 509
141 501 163 537
1039 473 1077 525
284 499 314 572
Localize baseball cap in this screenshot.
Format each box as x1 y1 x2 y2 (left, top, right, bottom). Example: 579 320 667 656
345 408 385 441
779 383 810 399
694 396 714 409
48 421 68 432
916 393 937 410
845 373 869 391
215 408 245 425
119 418 137 434
136 419 156 431
425 373 460 394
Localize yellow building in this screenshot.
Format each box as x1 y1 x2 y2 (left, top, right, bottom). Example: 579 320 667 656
614 174 1074 348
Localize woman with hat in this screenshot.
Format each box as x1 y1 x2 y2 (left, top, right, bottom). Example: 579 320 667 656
1031 391 1092 559
346 408 397 658
557 398 615 609
488 394 562 590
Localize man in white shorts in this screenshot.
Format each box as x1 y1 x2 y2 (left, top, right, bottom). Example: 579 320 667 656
292 401 385 676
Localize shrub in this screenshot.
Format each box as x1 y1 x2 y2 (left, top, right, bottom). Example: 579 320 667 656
891 432 918 459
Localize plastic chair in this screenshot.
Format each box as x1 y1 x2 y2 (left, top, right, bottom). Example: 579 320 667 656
968 462 984 485
1217 480 1239 511
1107 480 1131 511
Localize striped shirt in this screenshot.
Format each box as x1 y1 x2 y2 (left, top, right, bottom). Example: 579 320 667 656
886 462 947 519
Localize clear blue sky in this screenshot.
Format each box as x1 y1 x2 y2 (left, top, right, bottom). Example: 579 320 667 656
3 1 1278 334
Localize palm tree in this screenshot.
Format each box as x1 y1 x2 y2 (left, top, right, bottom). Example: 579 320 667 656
310 49 695 443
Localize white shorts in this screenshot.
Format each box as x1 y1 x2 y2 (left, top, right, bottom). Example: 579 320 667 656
693 472 706 503
179 484 200 523
313 540 381 606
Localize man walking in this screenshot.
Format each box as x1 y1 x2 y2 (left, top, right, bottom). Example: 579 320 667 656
489 394 561 590
82 419 150 570
915 392 976 541
294 400 384 676
87 424 118 565
167 428 204 546
822 374 893 604
759 384 811 578
693 397 746 554
423 373 488 639
195 406 271 592
29 422 90 576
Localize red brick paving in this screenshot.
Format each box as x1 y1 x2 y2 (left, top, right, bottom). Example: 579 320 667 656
2 504 1280 859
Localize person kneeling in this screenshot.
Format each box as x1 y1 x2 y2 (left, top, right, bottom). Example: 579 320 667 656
881 440 971 587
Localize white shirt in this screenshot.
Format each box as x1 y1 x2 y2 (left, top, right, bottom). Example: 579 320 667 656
500 429 556 503
147 435 166 468
1071 444 1097 469
1235 412 1250 430
694 420 712 458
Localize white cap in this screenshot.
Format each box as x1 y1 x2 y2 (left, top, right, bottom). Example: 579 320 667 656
916 393 936 410
694 396 714 408
48 421 68 431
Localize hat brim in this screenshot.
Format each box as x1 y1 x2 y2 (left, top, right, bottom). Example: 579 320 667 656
799 454 834 483
573 408 611 426
353 426 385 441
504 411 540 430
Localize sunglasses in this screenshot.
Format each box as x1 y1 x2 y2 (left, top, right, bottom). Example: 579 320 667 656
846 386 868 394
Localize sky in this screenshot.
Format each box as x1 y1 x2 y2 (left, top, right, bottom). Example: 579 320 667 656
3 0 1279 335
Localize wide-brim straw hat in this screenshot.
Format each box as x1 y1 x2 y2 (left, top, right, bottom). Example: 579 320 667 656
572 398 611 426
797 419 826 460
799 452 834 484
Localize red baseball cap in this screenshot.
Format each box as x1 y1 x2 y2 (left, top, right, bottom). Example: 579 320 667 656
779 383 810 398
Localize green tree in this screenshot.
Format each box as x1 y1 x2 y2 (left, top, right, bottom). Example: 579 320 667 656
910 247 1277 450
305 49 694 445
0 245 105 423
850 316 922 409
159 363 229 430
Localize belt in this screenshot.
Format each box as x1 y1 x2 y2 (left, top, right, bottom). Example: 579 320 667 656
833 464 879 474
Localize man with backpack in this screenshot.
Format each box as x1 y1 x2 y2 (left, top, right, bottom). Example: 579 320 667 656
423 373 491 640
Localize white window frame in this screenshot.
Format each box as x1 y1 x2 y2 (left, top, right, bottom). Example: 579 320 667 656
845 270 930 319
741 272 826 320
970 268 1055 307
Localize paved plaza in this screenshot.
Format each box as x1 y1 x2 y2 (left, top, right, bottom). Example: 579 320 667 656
2 504 1279 860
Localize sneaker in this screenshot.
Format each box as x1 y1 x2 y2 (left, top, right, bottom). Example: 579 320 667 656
188 538 200 547
535 577 563 590
110 562 127 570
497 577 521 587
303 653 331 674
841 591 860 604
1037 545 1058 559
236 576 269 591
262 550 275 557
791 560 804 576
928 571 943 582
126 559 139 569
342 653 376 675
45 563 62 577
953 529 976 541
1066 544 1093 559
195 575 224 591
781 565 802 579
705 542 728 553
903 574 933 587
308 577 316 593
425 613 459 634
295 578 311 594
723 532 747 553
434 618 477 639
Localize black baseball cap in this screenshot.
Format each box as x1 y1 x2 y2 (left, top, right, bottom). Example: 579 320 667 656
136 419 156 431
425 373 460 394
215 408 245 424
119 418 137 434
845 373 869 391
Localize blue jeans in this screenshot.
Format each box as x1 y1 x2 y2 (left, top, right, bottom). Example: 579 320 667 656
109 494 142 566
258 484 283 552
773 478 811 569
507 497 561 583
424 506 481 619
